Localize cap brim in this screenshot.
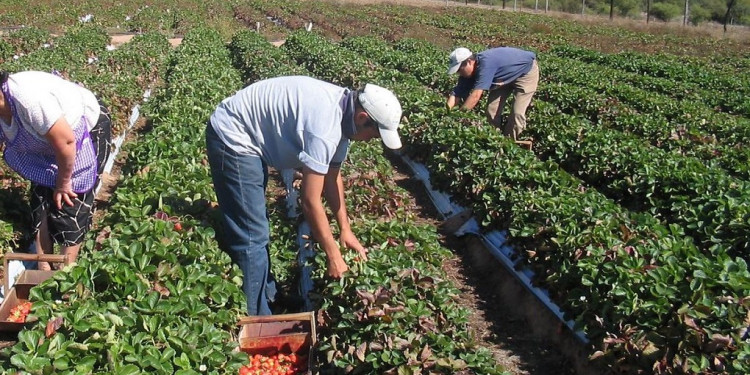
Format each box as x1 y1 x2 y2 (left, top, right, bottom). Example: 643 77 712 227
447 63 461 75
379 126 402 150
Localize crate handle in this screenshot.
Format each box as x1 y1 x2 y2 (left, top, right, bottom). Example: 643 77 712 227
3 253 69 293
238 312 317 346
238 312 314 324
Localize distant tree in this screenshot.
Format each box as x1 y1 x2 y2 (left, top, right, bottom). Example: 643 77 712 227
557 0 584 12
480 0 749 26
723 0 741 31
651 0 683 20
738 0 750 23
619 0 643 16
689 4 713 23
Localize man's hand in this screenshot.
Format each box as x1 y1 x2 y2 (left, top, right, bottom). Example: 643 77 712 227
446 95 458 110
341 230 368 261
326 253 349 278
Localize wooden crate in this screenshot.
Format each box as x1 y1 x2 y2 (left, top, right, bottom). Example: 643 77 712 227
237 312 316 374
14 270 56 288
0 284 37 333
0 253 68 337
3 253 68 292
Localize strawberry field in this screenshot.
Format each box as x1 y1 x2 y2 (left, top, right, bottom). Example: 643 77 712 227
0 0 748 374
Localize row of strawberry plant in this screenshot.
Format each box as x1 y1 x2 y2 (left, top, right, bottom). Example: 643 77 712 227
0 0 244 38
316 143 508 374
350 33 750 184
418 5 748 72
286 30 749 374
540 55 750 149
344 34 750 264
0 26 52 62
0 27 248 374
538 57 750 180
248 0 748 64
549 45 750 117
0 24 170 136
229 29 508 375
0 24 108 73
525 100 750 261
542 52 724 111
244 0 396 39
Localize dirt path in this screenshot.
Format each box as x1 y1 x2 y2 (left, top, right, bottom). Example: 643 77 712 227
110 34 182 47
386 154 579 375
93 33 179 217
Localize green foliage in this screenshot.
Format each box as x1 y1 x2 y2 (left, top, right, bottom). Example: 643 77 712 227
1 26 50 57
0 26 247 374
1 2 748 374
228 29 509 375
650 1 683 21
303 30 750 373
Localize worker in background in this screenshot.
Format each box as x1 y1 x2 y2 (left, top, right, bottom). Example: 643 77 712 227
446 46 539 141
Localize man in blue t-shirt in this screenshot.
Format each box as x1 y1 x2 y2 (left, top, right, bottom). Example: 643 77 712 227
446 46 539 141
206 76 403 315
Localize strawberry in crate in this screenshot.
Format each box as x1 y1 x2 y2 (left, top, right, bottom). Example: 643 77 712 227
6 301 32 323
239 352 305 375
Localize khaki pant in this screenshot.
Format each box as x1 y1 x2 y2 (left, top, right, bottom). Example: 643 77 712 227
486 59 539 141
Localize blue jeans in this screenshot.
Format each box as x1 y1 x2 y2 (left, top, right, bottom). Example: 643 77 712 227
206 123 276 315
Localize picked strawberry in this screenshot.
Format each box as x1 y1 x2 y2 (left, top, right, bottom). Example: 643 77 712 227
6 301 32 323
239 352 305 375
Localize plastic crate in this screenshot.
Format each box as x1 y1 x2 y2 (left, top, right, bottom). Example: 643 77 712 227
237 312 316 374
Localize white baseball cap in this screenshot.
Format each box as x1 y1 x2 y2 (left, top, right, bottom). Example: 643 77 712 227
447 47 473 74
359 83 403 150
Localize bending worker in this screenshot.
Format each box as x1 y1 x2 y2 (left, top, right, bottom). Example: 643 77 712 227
0 71 112 270
446 46 539 141
206 76 403 315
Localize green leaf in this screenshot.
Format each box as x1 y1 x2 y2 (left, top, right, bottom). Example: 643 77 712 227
53 356 71 370
116 364 141 375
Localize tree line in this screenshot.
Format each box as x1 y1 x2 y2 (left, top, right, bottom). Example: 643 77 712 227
458 0 750 28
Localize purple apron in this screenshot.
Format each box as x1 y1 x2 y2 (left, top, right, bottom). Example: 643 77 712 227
0 81 97 193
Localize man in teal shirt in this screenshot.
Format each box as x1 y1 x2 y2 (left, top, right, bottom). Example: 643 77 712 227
447 46 539 141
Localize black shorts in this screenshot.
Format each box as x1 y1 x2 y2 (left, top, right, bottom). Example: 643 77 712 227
91 99 112 175
31 184 95 246
30 100 112 246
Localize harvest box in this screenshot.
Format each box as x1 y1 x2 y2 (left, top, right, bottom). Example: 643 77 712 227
3 253 69 292
0 253 68 334
13 270 56 289
237 312 316 374
0 284 36 333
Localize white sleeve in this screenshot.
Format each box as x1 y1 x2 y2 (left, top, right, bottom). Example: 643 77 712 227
12 87 64 137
